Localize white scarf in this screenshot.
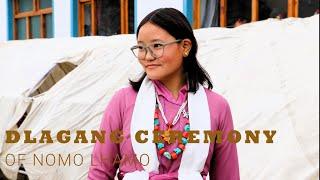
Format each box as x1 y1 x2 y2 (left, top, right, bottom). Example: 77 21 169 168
126 77 211 180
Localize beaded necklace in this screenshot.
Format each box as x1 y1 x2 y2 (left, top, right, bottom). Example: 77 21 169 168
154 93 190 160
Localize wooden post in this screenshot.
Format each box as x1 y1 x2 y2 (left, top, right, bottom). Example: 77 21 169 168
294 0 299 17
193 0 201 29
78 2 84 36
13 0 17 39
251 0 259 22
40 14 45 38
35 0 40 11
26 17 31 39
33 0 37 11
220 0 227 27
288 0 294 17
91 0 96 35
120 0 129 34
14 0 19 14
14 19 17 40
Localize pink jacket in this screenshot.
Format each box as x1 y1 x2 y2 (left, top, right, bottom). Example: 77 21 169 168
88 80 240 180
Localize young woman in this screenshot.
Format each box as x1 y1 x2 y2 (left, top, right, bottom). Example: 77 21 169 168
88 8 240 180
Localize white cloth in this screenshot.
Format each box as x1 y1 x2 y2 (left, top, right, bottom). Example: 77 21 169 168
123 171 149 180
129 77 211 179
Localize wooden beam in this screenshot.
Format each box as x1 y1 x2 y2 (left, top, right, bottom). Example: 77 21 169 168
26 17 30 39
36 0 40 10
120 0 124 34
294 0 299 17
288 0 298 17
193 0 201 29
251 0 259 22
14 19 17 40
13 0 17 39
288 0 294 17
79 0 91 2
120 0 129 34
14 0 19 14
125 0 129 33
40 14 45 38
14 8 52 18
91 0 96 35
79 2 84 36
220 0 227 27
33 0 37 11
43 15 47 38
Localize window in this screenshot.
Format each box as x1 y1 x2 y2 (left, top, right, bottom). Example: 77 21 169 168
78 0 95 36
12 0 53 40
194 0 253 28
297 0 319 17
78 0 134 36
194 0 318 28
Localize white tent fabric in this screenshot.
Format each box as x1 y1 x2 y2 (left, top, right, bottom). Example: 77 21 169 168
0 37 118 165
0 15 319 180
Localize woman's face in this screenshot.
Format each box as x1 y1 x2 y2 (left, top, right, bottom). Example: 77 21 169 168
137 22 186 81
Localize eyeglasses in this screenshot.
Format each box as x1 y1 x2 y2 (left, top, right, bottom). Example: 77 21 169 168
130 39 182 60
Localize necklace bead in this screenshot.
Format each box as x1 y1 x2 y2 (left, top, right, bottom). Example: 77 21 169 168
154 111 190 160
182 131 189 138
157 143 165 149
178 144 185 150
154 119 160 126
159 148 166 155
154 93 190 160
181 137 188 145
171 152 178 160
163 152 172 159
184 124 190 131
174 148 182 154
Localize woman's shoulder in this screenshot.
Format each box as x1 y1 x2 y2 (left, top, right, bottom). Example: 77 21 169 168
102 85 137 119
204 88 231 111
204 88 233 129
109 85 138 106
113 85 137 96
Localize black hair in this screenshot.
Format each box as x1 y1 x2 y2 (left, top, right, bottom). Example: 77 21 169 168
129 8 213 93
